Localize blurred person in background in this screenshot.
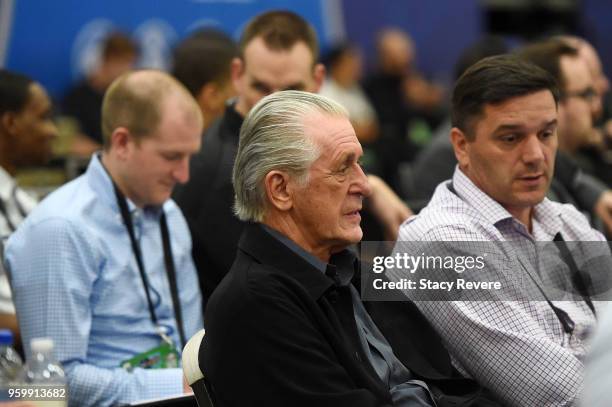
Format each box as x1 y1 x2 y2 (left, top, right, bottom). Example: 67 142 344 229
556 35 612 186
320 43 379 144
172 28 238 133
518 39 612 235
62 31 138 156
362 28 445 188
320 42 381 175
6 70 203 407
173 10 412 308
0 69 57 347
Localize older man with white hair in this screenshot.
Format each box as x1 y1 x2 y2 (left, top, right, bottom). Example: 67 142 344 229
199 91 435 407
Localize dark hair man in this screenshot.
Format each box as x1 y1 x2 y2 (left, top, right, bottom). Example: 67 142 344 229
0 69 57 344
395 55 606 405
6 70 204 406
172 28 238 133
173 10 411 308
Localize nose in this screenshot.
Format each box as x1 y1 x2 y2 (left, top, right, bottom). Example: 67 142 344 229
521 134 546 165
353 162 373 198
173 157 191 184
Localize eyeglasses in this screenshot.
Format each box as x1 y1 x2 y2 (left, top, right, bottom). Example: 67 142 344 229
562 87 598 103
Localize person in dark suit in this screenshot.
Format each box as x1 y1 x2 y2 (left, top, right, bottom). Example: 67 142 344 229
200 91 435 407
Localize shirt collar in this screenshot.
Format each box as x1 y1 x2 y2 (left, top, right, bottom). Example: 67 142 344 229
239 223 357 300
0 166 15 201
261 224 357 287
85 153 162 220
452 167 514 226
452 166 563 236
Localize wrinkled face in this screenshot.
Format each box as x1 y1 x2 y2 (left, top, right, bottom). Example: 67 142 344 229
122 97 202 207
290 113 372 254
233 37 321 114
10 83 57 166
558 55 599 151
454 90 558 218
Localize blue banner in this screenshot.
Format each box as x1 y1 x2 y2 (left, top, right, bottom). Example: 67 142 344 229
1 0 342 99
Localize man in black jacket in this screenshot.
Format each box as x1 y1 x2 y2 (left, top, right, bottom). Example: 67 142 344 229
201 90 435 406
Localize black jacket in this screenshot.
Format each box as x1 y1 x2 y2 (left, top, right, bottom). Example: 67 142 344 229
200 223 395 407
173 104 244 306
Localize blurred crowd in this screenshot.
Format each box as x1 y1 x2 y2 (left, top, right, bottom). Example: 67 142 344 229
2 8 612 407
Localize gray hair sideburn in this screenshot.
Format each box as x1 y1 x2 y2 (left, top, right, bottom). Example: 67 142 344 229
232 90 348 222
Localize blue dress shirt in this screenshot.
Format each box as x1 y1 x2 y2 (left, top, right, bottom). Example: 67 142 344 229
5 154 203 407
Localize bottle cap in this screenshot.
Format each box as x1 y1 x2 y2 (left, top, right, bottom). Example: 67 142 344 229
0 329 13 345
30 338 54 353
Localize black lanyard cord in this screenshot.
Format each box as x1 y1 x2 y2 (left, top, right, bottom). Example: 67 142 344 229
112 183 187 348
554 233 597 317
0 199 16 232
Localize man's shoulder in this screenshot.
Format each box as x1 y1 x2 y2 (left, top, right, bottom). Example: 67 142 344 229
548 200 606 241
207 251 312 320
26 175 96 224
13 173 115 246
400 184 500 241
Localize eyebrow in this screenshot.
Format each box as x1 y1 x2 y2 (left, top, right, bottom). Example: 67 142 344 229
335 152 357 167
492 119 557 134
250 75 305 92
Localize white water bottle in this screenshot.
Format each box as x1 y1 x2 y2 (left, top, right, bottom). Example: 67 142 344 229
22 338 67 407
0 329 23 400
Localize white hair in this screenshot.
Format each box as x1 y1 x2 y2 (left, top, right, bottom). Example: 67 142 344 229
232 90 348 222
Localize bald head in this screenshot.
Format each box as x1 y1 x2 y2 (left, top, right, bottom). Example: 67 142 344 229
376 29 414 75
101 70 203 149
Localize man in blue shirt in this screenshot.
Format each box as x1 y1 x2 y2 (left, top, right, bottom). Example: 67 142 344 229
5 70 204 406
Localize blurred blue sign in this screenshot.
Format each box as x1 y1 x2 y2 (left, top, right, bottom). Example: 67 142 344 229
1 0 343 99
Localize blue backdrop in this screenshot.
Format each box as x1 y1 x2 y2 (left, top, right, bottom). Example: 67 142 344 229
2 0 339 99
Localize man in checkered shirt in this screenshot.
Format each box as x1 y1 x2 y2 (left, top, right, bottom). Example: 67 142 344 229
394 54 609 406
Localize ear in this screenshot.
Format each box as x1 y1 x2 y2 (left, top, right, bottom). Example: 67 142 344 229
264 170 293 212
450 127 470 169
230 57 244 93
109 127 133 160
311 63 326 93
1 112 19 138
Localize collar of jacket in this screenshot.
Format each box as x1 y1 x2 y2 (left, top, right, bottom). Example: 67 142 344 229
238 222 358 300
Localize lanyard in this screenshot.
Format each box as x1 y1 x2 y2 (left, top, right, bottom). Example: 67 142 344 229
446 181 596 334
553 233 596 317
112 183 187 349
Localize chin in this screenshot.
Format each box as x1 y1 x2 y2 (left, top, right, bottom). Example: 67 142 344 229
344 228 364 244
